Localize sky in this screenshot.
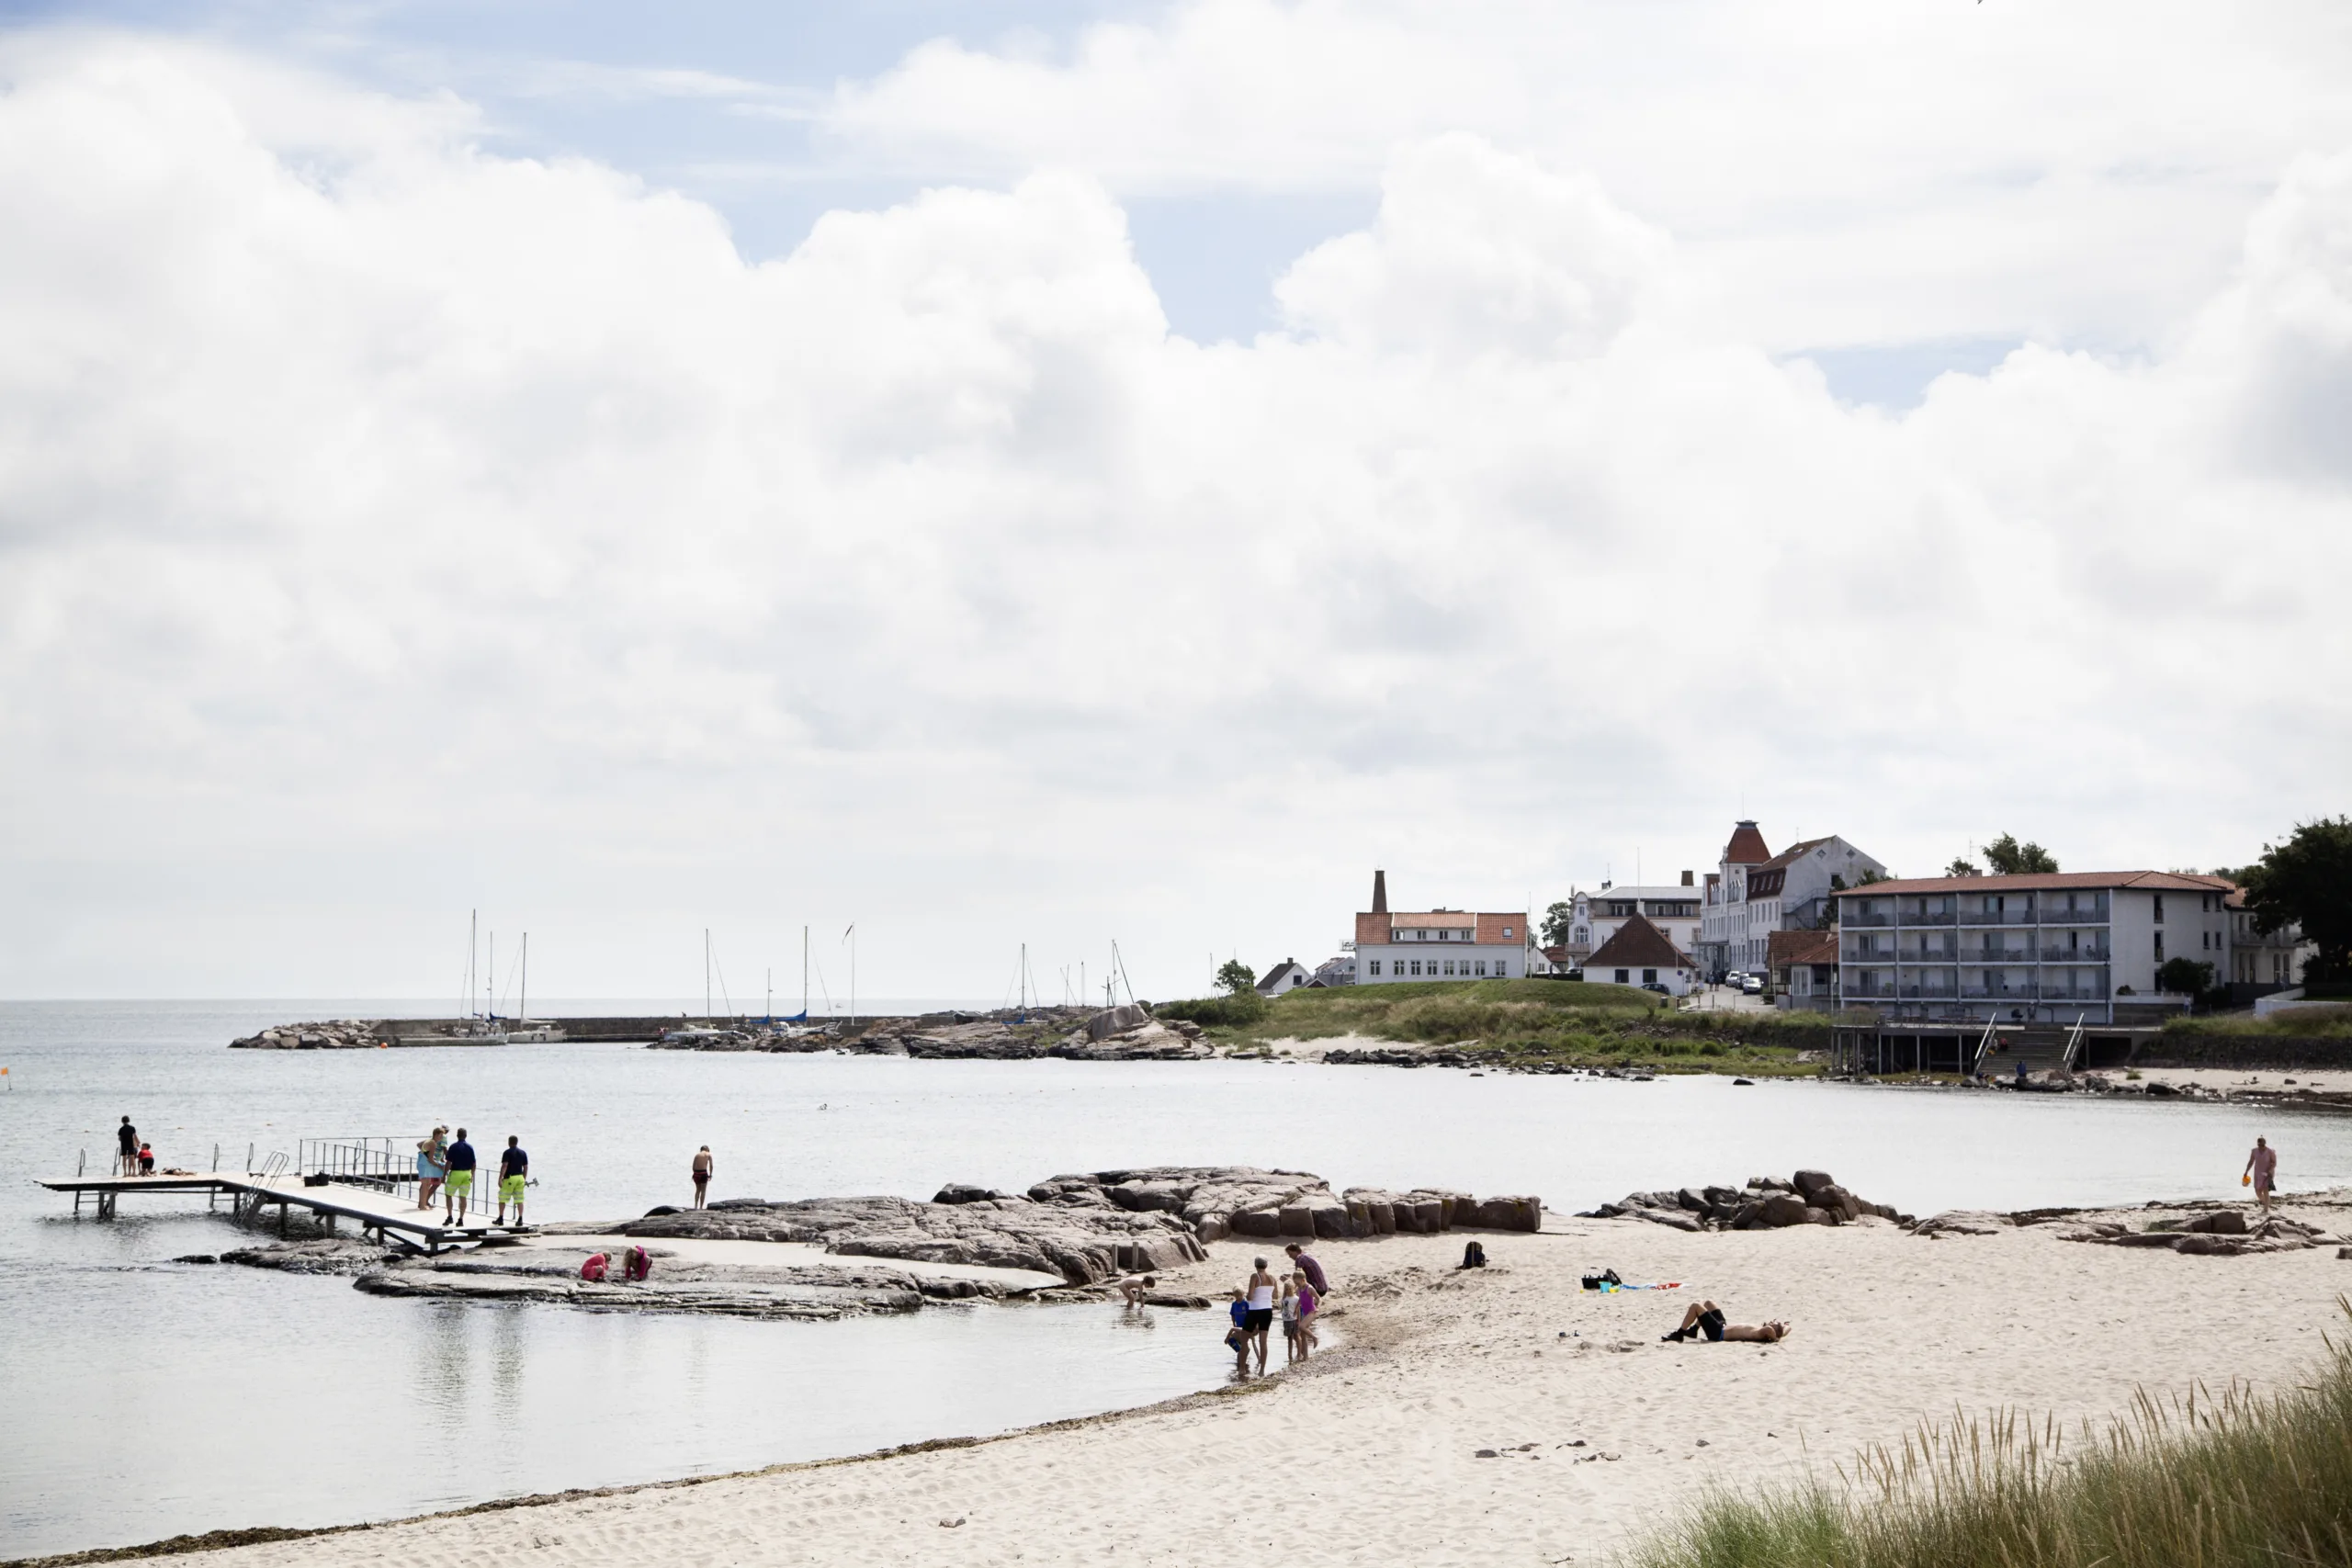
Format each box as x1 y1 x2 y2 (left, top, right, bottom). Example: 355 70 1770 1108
1 1 2347 1002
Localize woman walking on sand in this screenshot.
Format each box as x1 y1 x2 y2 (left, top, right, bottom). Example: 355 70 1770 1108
692 1145 714 1208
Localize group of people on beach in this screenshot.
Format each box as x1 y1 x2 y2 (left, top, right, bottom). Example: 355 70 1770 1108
1222 1243 1329 1375
414 1127 531 1227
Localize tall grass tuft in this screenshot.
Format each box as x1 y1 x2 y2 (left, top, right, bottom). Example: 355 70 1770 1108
1625 1305 2352 1568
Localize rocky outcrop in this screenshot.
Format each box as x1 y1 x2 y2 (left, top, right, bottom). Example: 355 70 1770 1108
1911 1210 2014 1238
211 1238 401 1273
1582 1169 1909 1231
355 1249 935 1316
2060 1211 2335 1256
614 1193 1208 1284
1026 1168 1544 1241
230 1020 388 1050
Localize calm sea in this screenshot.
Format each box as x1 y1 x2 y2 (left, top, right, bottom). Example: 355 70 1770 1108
5 999 2346 1558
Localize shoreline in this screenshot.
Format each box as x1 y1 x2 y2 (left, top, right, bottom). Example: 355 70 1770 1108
52 1183 2352 1568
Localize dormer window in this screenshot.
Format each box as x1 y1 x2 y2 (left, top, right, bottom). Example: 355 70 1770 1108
1502 926 1513 938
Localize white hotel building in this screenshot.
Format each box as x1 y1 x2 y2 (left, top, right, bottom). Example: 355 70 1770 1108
1352 870 1531 984
1835 870 2237 1026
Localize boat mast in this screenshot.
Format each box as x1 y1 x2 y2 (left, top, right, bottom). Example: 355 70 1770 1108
520 932 528 1024
704 929 711 1021
803 925 808 1020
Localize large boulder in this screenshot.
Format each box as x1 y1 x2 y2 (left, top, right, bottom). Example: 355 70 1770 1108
1755 1193 1812 1227
1792 1170 1838 1200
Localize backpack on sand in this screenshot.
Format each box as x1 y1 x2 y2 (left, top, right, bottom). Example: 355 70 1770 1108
1460 1241 1487 1269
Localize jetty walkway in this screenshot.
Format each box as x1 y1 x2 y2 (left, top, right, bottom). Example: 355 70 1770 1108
40 1137 526 1252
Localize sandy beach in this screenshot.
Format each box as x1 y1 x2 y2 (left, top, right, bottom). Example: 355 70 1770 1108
105 1187 2352 1568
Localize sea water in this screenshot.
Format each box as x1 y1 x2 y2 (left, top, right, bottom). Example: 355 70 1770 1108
5 999 2347 1557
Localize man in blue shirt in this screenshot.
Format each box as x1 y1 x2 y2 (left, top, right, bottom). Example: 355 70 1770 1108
497 1135 529 1227
443 1128 478 1224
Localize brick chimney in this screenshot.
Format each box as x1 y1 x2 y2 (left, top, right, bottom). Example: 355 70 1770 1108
1681 869 1694 886
1372 869 1388 914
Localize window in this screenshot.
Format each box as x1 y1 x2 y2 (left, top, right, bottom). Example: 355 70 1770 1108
1614 968 1630 983
1408 959 1421 976
1502 926 1513 937
2153 896 2165 924
2154 932 2165 962
1474 960 1487 976
1368 960 1381 976
1643 968 1658 984
1573 926 1588 943
1495 960 1509 976
2201 931 2210 951
1442 960 1455 976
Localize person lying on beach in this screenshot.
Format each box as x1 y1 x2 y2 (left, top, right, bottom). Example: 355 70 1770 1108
1115 1273 1158 1305
1662 1301 1789 1343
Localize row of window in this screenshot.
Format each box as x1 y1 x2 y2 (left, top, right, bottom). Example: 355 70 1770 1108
1367 958 1510 977
1390 927 1511 942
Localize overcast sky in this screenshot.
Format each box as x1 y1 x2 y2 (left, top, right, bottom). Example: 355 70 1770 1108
2 2 2347 1003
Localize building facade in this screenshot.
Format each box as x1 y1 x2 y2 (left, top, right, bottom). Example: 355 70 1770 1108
1836 870 2236 1025
1352 869 1530 985
1698 822 1886 976
2226 890 2311 995
1559 874 1704 967
1580 913 1697 995
1255 959 1310 996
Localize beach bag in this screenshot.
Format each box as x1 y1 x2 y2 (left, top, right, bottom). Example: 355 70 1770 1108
581 1253 609 1281
1580 1268 1623 1291
303 1171 331 1187
1461 1241 1487 1269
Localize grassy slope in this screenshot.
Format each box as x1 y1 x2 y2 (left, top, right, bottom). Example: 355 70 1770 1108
2161 1003 2352 1039
1623 1315 2352 1568
1168 979 1831 1074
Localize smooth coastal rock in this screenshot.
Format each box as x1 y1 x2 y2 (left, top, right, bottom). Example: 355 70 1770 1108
1024 1167 1544 1243
614 1193 1210 1283
354 1251 935 1316
1581 1168 1906 1232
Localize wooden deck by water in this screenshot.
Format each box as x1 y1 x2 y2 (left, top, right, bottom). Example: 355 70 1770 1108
39 1169 528 1252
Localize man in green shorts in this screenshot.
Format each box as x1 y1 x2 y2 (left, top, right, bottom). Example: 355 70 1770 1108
443 1127 477 1224
497 1134 529 1227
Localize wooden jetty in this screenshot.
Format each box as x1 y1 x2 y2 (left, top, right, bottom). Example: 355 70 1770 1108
40 1138 527 1253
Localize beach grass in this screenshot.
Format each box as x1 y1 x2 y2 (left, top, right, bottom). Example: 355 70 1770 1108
1160 979 1831 1073
1623 1309 2352 1568
2161 1003 2352 1039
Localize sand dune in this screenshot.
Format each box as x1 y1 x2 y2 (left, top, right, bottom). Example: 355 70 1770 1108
121 1193 2352 1568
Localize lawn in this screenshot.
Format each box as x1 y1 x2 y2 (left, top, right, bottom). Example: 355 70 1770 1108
1154 978 1832 1074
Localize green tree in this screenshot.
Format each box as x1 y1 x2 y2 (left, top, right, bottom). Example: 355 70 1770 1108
2238 817 2352 980
2156 957 2217 1005
1984 833 2059 874
1541 900 1575 946
1946 857 1982 877
1214 958 1258 996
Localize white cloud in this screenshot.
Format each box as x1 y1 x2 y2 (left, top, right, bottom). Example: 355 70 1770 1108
0 33 2345 998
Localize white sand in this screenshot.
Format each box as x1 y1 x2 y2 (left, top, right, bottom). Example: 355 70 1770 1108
126 1193 2352 1568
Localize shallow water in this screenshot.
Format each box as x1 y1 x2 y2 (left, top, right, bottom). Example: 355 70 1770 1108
5 1000 2346 1557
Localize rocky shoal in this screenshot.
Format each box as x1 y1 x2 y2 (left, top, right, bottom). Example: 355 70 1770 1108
648 1004 1219 1062
230 1019 387 1049
1584 1168 1908 1231
618 1165 1541 1282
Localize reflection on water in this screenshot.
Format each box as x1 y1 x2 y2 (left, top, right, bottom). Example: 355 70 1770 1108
5 1000 2349 1557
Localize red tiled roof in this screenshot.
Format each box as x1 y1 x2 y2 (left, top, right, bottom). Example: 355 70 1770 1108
1584 914 1692 970
1837 870 2234 897
1768 929 1839 966
1723 821 1771 864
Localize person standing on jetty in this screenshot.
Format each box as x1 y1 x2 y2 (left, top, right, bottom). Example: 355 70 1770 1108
2245 1136 2279 1215
415 1128 448 1211
117 1116 139 1177
692 1145 714 1208
497 1135 529 1227
443 1128 478 1225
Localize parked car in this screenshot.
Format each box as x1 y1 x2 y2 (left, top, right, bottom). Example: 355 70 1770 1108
1641 982 1669 995
1740 975 1764 995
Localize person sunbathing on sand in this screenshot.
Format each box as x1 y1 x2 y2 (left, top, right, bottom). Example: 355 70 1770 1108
1662 1301 1789 1343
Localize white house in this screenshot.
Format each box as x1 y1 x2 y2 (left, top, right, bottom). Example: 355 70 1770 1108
1353 869 1532 985
1562 876 1705 964
1255 958 1311 996
1836 870 2238 1025
1579 914 1697 996
1698 822 1886 976
2226 889 2312 997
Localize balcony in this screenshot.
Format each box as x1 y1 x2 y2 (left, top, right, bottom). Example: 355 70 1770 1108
1965 950 2034 965
1959 906 2036 926
2041 945 2112 963
1961 985 2034 999
1845 910 1892 928
1899 908 1957 926
1900 949 1959 964
1897 985 1960 999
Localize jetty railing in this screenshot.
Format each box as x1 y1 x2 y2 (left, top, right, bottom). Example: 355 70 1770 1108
297 1136 418 1193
